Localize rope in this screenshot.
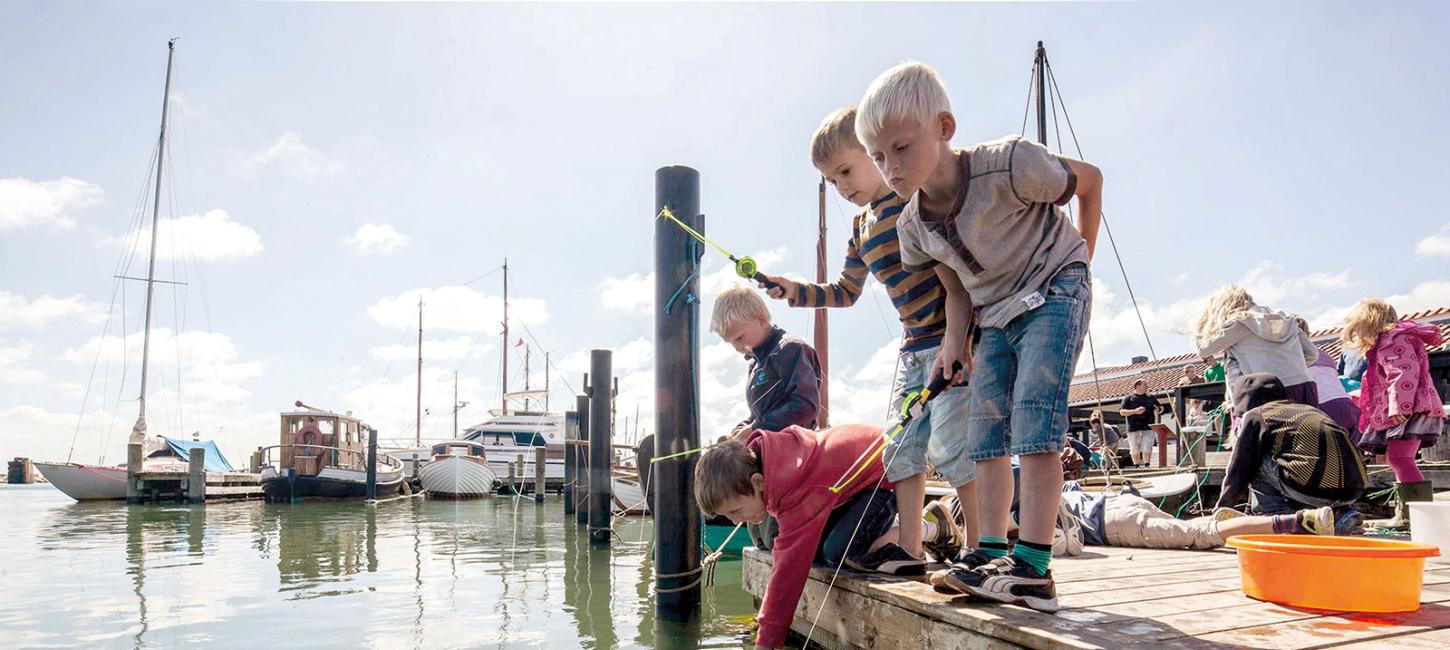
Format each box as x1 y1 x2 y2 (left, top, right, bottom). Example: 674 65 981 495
661 270 698 315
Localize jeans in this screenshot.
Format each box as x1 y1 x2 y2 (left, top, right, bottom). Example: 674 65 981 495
1248 457 1356 515
818 487 898 567
882 344 977 486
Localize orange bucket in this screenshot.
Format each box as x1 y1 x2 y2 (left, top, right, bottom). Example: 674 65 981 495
1226 535 1440 612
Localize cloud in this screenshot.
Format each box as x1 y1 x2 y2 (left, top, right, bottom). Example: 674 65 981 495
0 177 102 231
371 336 494 362
110 209 263 262
236 132 345 182
368 286 549 333
335 367 496 446
0 342 45 384
596 247 794 318
1416 224 1450 257
346 222 411 254
1387 279 1450 315
0 291 107 329
599 272 654 313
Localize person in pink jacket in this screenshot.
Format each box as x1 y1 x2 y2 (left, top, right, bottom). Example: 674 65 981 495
1341 298 1446 530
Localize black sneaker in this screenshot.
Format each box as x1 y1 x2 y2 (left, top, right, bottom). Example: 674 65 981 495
922 497 964 562
928 547 993 592
843 543 926 576
943 555 1060 612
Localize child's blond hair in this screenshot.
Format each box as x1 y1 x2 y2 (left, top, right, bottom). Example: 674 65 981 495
810 106 863 166
1193 284 1257 350
1340 298 1398 352
694 439 761 517
856 61 951 145
710 284 771 334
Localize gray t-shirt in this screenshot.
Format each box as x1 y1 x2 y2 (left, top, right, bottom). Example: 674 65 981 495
897 135 1086 328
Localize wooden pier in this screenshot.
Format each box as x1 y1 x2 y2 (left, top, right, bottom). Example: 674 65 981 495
742 546 1450 649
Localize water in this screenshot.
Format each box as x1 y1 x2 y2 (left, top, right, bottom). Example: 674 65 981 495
0 485 761 649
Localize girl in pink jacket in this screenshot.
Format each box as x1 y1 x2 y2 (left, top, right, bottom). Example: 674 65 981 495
1341 299 1445 529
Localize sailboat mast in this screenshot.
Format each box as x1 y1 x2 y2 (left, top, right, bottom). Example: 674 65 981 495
132 38 177 443
813 177 829 427
544 352 550 412
452 371 458 439
501 259 509 414
523 346 531 411
1035 41 1048 144
416 296 423 447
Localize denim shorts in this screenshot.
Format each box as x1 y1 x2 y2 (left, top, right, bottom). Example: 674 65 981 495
967 263 1092 460
881 344 977 487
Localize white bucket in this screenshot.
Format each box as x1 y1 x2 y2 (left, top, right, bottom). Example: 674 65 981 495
1409 502 1450 564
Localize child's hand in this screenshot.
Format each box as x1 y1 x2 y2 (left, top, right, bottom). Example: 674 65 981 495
758 275 793 300
933 342 966 385
1389 413 1408 426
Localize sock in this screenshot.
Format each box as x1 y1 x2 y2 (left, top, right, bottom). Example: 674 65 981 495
1271 513 1306 535
921 520 939 541
1012 539 1053 575
979 535 1009 559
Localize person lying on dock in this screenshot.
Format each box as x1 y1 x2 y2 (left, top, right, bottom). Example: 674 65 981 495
696 424 959 650
756 105 977 575
1214 372 1368 535
710 285 823 550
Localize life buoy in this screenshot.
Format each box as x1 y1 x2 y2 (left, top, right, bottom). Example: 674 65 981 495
296 423 322 448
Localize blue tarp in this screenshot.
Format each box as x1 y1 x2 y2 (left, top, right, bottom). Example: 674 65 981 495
161 436 236 472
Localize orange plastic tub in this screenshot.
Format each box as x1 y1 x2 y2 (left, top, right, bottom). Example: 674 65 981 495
1226 535 1440 612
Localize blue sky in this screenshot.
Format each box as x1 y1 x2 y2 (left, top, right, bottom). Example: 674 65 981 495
3 1 1449 464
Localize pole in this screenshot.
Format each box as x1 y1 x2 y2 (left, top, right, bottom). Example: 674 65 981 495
545 352 551 412
501 259 510 414
587 351 613 545
1035 41 1048 145
564 409 577 514
187 447 205 504
814 177 830 427
366 426 378 501
453 371 458 439
575 393 590 525
654 166 703 618
416 297 423 448
535 446 546 503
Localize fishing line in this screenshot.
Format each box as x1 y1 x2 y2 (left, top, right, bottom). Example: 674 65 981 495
657 207 780 291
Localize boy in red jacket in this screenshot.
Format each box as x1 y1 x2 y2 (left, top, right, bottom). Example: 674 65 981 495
698 424 945 649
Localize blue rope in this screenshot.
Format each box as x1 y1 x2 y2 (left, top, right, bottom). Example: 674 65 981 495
662 271 698 315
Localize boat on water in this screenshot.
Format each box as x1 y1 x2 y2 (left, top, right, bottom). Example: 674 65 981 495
611 472 650 515
34 437 234 501
419 441 499 498
458 405 566 488
257 402 405 501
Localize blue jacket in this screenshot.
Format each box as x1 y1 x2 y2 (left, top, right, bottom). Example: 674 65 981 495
743 326 822 432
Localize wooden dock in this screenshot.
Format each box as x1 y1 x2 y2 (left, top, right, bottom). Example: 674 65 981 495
742 546 1450 649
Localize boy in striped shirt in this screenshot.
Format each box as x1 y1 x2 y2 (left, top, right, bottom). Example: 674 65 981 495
759 106 979 574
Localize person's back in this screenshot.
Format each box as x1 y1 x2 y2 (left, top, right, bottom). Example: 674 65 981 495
1195 287 1318 407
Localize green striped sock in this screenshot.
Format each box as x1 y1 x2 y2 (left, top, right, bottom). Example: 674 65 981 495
979 535 1009 559
1012 540 1053 575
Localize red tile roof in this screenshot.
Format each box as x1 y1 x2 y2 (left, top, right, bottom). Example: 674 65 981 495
1068 306 1450 407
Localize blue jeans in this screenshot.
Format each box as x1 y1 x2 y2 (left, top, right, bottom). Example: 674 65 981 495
882 344 977 487
1248 457 1356 514
819 487 898 567
967 263 1092 460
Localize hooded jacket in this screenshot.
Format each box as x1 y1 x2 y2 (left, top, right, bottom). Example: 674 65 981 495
1215 373 1367 510
742 326 822 432
1357 320 1446 433
1197 306 1318 401
745 424 891 649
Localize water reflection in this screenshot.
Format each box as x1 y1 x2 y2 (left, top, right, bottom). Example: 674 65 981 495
1 486 758 649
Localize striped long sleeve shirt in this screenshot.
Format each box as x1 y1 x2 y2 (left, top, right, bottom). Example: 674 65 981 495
787 193 947 353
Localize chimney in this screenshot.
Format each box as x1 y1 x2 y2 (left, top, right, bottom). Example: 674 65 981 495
1131 355 1149 365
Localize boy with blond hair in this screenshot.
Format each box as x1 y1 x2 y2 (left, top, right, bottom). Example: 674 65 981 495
857 61 1103 612
758 105 978 572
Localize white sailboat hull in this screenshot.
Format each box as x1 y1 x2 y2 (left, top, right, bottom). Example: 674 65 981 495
611 475 650 515
34 459 190 501
420 456 499 498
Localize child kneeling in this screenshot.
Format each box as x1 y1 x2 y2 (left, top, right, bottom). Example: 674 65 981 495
698 424 942 650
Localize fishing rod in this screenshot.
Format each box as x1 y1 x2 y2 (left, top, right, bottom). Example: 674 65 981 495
657 207 781 291
827 361 962 493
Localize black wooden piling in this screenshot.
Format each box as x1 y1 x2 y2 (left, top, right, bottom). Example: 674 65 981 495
576 393 590 524
534 446 547 503
564 409 578 514
654 166 703 617
365 425 378 501
587 350 613 545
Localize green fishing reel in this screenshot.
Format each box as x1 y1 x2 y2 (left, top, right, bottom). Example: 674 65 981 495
734 256 759 280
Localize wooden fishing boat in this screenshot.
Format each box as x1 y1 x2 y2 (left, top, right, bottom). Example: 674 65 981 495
257 402 405 501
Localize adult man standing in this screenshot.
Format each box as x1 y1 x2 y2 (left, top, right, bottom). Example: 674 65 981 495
1119 379 1163 467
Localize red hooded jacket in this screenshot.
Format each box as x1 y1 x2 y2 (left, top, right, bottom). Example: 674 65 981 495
745 423 892 648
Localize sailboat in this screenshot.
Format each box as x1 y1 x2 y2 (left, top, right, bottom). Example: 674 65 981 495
34 40 236 501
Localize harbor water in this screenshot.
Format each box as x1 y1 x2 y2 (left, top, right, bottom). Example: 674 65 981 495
0 485 761 649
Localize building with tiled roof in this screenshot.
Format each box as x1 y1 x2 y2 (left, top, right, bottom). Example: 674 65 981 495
1068 306 1450 411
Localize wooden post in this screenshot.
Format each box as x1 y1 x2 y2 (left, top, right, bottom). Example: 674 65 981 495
654 166 703 616
1174 387 1187 467
588 350 613 545
507 459 516 492
576 393 590 525
187 447 205 504
366 426 378 501
126 442 144 504
535 446 547 503
564 410 578 514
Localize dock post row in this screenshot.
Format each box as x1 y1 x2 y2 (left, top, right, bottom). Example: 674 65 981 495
575 392 590 524
587 350 614 545
653 165 703 618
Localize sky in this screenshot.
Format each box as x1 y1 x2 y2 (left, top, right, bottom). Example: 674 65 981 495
3 1 1449 466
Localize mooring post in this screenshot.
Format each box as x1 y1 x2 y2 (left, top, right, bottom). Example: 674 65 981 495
366 425 378 501
588 350 614 545
187 447 205 504
535 445 547 503
564 409 578 514
576 392 590 524
126 441 144 504
654 165 703 617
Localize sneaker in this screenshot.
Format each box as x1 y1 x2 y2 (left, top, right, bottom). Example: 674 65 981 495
1212 507 1245 523
1053 500 1084 557
1299 506 1335 536
943 555 1060 613
1335 508 1365 536
928 547 994 592
923 498 964 562
844 543 926 576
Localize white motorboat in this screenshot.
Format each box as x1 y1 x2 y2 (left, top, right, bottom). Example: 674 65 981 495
461 409 566 487
419 441 499 498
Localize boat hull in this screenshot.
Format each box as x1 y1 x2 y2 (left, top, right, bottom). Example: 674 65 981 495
419 456 498 498
261 467 404 501
611 475 650 515
34 459 191 501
